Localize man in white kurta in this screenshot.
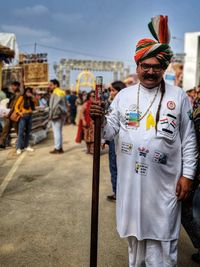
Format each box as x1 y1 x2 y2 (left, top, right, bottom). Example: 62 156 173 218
91 15 198 267
103 81 197 266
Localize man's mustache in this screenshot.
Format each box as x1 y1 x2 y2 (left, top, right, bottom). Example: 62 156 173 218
143 74 159 80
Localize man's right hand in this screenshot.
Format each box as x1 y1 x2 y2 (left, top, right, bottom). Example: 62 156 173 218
90 101 105 119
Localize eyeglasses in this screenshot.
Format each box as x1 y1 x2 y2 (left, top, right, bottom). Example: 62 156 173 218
140 63 163 72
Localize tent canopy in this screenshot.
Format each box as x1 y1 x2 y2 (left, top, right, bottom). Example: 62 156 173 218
0 33 19 63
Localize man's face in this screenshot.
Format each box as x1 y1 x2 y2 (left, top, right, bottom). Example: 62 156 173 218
11 85 19 93
190 89 196 98
90 92 95 102
49 82 56 92
136 57 165 89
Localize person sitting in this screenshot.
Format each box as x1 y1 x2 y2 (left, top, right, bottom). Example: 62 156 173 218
0 81 21 149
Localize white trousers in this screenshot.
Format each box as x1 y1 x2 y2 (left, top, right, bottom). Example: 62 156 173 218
128 237 178 267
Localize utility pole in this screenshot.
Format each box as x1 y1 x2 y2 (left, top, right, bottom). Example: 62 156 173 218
34 42 37 54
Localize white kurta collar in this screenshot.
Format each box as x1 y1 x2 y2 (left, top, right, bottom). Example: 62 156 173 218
139 83 159 95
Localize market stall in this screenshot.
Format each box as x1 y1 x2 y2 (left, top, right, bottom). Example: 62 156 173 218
0 44 15 90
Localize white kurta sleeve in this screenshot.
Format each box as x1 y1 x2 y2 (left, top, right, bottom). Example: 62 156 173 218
180 93 198 180
103 95 120 141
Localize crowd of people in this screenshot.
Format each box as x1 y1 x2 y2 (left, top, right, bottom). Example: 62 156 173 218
186 86 200 110
0 81 49 154
0 78 118 157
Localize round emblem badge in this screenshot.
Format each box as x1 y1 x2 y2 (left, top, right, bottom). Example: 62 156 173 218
167 101 176 110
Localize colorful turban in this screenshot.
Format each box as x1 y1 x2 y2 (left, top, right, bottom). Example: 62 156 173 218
134 15 173 69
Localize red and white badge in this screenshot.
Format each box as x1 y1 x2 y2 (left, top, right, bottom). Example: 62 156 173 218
167 101 176 110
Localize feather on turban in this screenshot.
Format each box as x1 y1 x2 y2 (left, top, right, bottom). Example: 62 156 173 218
134 15 173 69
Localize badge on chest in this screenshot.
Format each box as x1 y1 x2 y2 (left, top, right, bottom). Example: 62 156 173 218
125 105 141 129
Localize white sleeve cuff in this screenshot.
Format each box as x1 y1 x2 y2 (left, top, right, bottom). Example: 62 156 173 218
182 169 195 180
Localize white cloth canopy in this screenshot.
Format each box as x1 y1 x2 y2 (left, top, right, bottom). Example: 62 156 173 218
0 33 19 62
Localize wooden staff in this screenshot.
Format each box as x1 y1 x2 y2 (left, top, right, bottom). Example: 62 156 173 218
90 76 103 267
0 61 3 90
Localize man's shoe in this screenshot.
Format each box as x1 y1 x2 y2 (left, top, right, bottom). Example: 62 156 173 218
191 252 200 264
16 149 22 155
58 148 64 154
0 144 6 149
107 194 116 202
25 146 34 152
49 149 60 154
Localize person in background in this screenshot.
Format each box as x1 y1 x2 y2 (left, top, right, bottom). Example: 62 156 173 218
49 79 67 154
186 88 196 106
75 92 83 124
38 92 48 108
65 90 71 124
106 81 126 202
0 81 21 149
15 87 35 155
32 88 39 106
0 88 6 102
68 91 77 125
1 87 13 100
193 90 200 111
102 87 109 102
0 88 7 131
181 104 200 264
82 91 87 102
79 91 95 154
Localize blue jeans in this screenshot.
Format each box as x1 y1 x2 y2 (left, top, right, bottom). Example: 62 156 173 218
52 118 64 150
193 186 200 224
108 140 117 195
17 114 32 149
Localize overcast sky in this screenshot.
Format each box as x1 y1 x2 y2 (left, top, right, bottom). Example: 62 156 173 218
1 0 200 84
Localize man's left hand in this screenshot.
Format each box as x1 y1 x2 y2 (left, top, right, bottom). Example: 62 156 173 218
176 176 193 201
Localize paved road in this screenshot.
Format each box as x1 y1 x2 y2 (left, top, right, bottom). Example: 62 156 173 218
0 125 199 267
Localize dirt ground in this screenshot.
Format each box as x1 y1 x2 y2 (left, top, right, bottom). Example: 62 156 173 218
0 125 199 267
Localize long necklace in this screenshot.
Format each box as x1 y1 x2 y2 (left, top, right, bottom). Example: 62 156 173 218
136 83 160 126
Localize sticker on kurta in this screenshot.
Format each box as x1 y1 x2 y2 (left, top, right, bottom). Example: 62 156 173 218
153 151 168 165
125 106 141 129
135 162 148 176
138 147 149 158
121 142 133 155
125 111 140 127
167 101 176 110
159 113 177 138
146 112 156 130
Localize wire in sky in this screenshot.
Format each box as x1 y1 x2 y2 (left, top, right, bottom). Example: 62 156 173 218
20 43 133 63
19 44 35 48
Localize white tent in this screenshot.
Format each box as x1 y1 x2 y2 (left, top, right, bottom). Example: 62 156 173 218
0 33 19 62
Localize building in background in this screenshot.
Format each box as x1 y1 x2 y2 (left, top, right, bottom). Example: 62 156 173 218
54 59 130 89
183 32 200 91
2 53 49 90
165 53 184 88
